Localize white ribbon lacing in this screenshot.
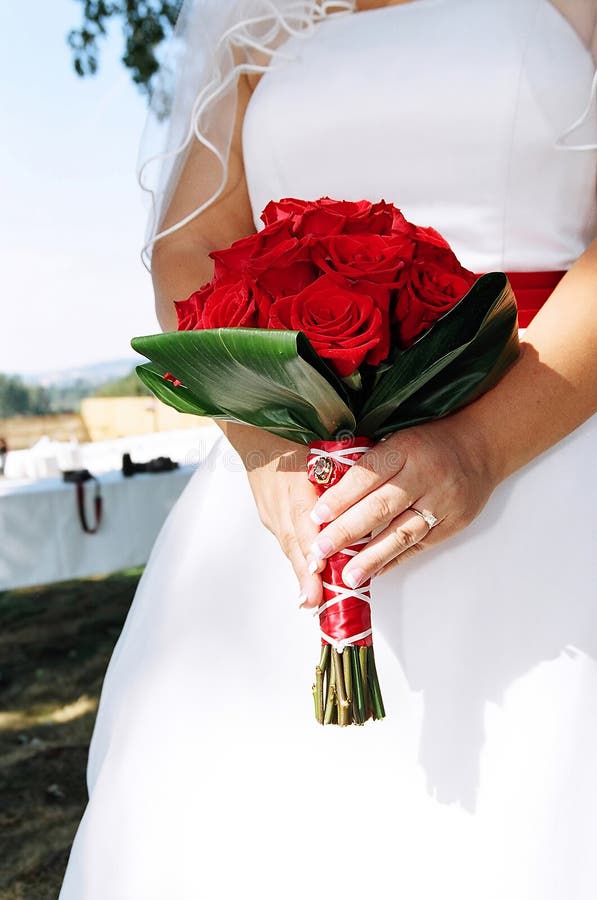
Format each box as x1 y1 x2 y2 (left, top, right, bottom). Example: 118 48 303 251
316 538 372 653
308 446 372 468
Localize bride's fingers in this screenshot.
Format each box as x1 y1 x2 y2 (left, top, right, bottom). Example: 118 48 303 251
308 480 415 569
341 506 442 588
280 532 322 609
374 512 453 576
293 494 324 574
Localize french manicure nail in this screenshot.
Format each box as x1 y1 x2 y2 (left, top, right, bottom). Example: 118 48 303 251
310 536 334 560
307 556 319 575
310 502 332 525
298 591 308 608
343 568 365 590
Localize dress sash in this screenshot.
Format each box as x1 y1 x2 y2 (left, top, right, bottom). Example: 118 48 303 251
478 270 567 327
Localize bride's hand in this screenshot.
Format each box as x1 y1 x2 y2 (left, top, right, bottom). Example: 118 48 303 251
221 422 324 607
304 413 500 606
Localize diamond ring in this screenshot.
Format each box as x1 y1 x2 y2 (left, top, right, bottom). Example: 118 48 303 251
411 507 439 529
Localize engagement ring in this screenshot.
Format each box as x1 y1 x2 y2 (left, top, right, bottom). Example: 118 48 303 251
411 507 439 529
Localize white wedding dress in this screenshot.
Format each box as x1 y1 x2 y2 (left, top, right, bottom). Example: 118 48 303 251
60 2 597 898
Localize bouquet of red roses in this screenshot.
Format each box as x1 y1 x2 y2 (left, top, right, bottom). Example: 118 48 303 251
132 197 519 726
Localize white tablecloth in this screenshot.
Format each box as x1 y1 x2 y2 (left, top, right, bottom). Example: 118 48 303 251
0 425 220 591
0 429 220 591
3 427 217 480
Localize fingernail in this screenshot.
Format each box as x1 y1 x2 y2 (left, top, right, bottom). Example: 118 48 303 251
307 555 319 575
298 591 308 608
343 568 365 590
310 502 332 525
310 536 334 560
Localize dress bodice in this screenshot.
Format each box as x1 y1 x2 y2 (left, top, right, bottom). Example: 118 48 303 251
241 0 597 273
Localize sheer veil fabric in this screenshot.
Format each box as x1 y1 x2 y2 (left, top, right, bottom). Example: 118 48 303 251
137 0 355 265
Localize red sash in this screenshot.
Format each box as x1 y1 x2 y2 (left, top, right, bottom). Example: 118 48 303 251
477 270 566 327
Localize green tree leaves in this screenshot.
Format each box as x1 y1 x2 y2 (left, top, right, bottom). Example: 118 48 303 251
67 0 182 96
0 375 51 417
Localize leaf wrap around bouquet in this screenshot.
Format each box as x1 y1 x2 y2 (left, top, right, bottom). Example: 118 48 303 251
132 272 518 442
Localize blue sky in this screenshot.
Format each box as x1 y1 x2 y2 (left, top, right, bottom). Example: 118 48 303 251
0 1 161 375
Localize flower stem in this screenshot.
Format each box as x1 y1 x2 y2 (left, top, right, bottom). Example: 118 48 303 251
351 647 366 725
323 652 337 725
333 649 349 710
359 646 371 715
342 649 353 707
367 646 386 720
319 644 330 673
314 666 324 724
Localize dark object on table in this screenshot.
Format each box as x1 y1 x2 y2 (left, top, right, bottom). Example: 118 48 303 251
0 437 7 476
121 452 179 478
63 468 94 485
62 468 103 534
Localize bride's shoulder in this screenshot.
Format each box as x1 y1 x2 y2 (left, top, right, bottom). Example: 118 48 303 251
548 0 597 63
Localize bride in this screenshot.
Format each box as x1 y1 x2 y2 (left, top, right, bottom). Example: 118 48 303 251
60 1 597 898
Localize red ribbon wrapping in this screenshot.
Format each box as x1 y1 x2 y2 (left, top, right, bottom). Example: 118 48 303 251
307 437 375 649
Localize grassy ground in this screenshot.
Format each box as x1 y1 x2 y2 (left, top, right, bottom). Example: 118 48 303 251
0 569 142 900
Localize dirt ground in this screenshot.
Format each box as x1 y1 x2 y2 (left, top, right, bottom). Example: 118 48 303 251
0 569 142 900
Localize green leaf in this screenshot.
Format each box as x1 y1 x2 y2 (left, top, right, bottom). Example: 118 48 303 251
131 328 356 445
131 274 519 446
357 273 519 437
135 364 214 417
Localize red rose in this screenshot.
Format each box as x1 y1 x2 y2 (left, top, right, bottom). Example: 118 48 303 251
412 224 453 251
394 238 476 346
389 205 415 237
174 282 211 330
175 280 271 330
260 196 411 240
209 218 293 282
338 199 412 237
246 236 318 299
209 221 317 312
268 273 390 377
261 197 368 235
208 232 260 281
202 281 262 328
311 232 414 285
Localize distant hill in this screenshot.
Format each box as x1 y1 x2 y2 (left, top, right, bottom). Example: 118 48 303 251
21 359 139 388
0 360 147 417
93 369 150 397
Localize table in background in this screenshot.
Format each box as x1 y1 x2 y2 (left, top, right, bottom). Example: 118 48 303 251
0 464 200 591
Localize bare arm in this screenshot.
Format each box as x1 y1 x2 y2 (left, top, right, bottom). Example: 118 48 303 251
549 0 597 60
150 61 258 331
459 239 597 481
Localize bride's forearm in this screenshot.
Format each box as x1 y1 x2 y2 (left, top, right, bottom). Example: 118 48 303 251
458 238 597 484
